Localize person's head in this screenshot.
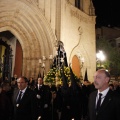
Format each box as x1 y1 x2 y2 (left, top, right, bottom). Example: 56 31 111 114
109 84 114 91
113 81 119 88
38 77 43 85
52 91 57 99
83 80 91 86
1 82 11 92
94 69 110 92
17 76 28 90
29 77 33 81
5 77 8 80
14 74 17 78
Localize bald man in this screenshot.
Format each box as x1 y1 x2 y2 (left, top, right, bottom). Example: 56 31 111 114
88 69 120 120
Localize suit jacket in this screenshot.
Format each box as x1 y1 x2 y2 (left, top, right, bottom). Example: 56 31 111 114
34 84 51 108
34 84 51 119
12 87 38 120
88 89 120 120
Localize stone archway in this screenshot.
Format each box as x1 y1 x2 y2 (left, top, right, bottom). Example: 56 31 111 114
0 0 56 78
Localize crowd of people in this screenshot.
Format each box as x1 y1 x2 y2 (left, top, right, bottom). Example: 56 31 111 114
0 69 120 120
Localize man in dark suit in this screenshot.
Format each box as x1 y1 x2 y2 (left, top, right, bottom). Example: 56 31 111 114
12 76 38 120
34 77 51 120
88 69 120 120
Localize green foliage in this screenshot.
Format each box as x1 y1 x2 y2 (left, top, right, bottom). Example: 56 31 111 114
44 66 80 85
44 67 57 84
96 37 120 77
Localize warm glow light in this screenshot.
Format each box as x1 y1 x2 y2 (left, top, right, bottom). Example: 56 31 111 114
49 55 53 59
39 59 42 64
42 56 46 60
96 50 105 61
42 63 45 67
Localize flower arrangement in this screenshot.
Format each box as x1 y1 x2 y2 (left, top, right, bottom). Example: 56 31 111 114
44 66 80 85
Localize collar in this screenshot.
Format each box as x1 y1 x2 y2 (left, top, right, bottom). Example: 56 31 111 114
20 87 27 94
38 84 42 87
98 87 109 98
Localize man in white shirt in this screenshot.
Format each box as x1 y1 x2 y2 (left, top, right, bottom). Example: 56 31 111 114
88 69 120 120
12 76 37 120
34 77 51 120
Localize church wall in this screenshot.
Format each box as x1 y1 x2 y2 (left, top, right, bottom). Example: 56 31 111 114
82 0 90 15
69 0 91 15
60 0 96 82
69 0 75 6
0 0 96 81
0 0 56 79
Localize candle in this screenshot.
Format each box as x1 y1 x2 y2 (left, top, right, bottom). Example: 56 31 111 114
49 55 53 59
42 63 45 67
42 56 46 60
39 59 42 64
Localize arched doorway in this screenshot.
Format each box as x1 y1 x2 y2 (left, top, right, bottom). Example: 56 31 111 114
0 38 13 82
0 31 23 81
13 40 23 77
0 0 56 79
72 55 83 79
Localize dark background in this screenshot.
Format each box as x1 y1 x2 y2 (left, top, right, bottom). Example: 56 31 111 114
92 0 120 28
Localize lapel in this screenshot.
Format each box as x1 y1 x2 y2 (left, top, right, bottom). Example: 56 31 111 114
89 91 98 120
98 89 113 113
20 87 29 102
15 87 29 105
14 88 30 108
92 91 97 111
14 89 19 103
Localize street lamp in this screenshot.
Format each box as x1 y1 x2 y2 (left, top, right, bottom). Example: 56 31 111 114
96 50 106 67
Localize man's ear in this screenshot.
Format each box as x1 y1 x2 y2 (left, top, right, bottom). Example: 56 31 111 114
105 77 110 83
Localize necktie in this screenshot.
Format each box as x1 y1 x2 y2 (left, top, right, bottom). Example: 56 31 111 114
96 93 102 113
16 91 22 103
39 85 42 90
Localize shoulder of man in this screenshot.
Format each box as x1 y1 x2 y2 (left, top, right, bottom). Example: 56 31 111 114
90 90 97 96
112 90 120 98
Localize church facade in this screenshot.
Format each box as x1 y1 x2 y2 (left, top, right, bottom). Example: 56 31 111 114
0 0 96 82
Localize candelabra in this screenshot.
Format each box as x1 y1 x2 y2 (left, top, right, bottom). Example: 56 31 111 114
38 55 54 76
38 56 46 78
39 56 46 68
49 55 53 68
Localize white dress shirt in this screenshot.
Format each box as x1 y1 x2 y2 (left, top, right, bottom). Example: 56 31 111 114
96 87 109 106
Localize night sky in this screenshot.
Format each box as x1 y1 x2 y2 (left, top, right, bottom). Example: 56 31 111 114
92 0 120 28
